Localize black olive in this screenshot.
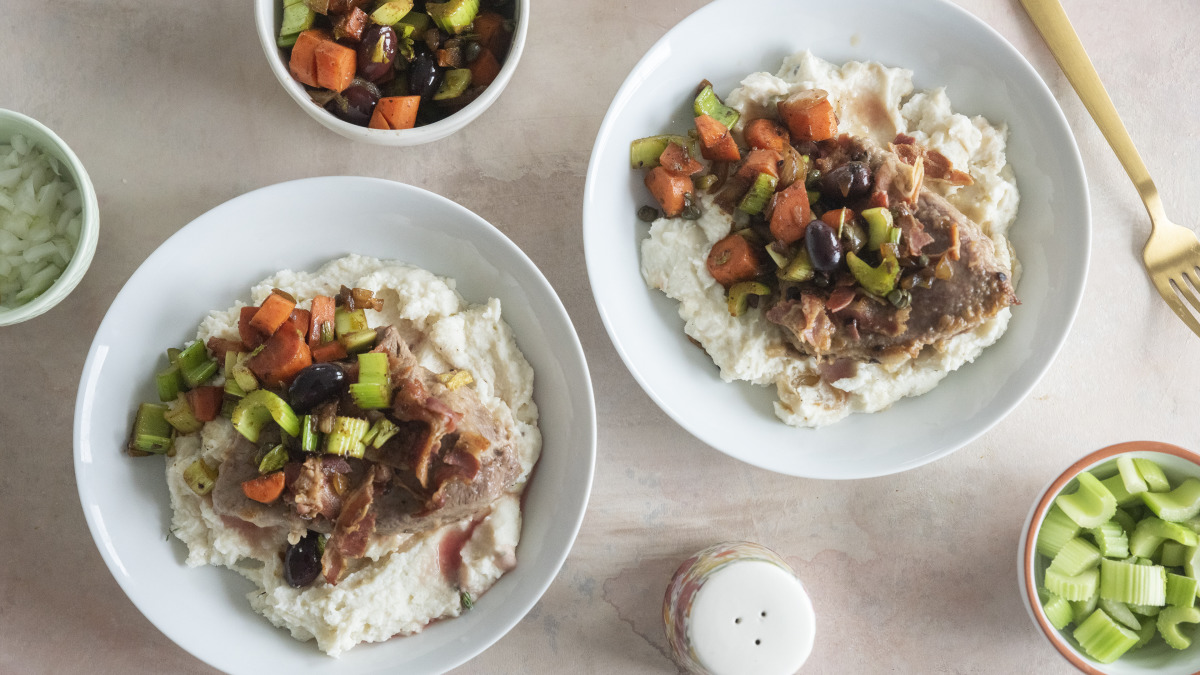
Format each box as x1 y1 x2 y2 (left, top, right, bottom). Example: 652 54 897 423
821 161 872 201
805 220 843 272
324 80 380 126
288 363 348 414
408 47 443 102
357 26 398 83
283 531 323 588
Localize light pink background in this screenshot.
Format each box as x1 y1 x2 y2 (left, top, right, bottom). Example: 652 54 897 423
2 0 1198 672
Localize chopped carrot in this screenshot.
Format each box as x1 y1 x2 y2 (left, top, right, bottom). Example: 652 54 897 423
311 340 349 363
248 324 313 388
239 306 267 349
288 29 329 88
206 337 245 363
644 166 694 218
694 114 740 162
249 293 297 336
468 48 501 88
821 208 856 230
659 142 703 176
736 148 782 181
743 118 790 153
473 12 510 59
242 471 286 504
706 234 760 288
777 89 838 142
769 183 812 245
308 296 335 347
315 40 356 93
368 96 420 130
186 386 224 423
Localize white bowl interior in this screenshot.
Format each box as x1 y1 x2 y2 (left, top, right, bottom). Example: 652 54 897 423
73 177 595 674
252 0 529 145
582 0 1089 479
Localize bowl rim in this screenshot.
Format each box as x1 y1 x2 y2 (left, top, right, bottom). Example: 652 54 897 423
0 108 99 326
251 0 530 145
1021 440 1200 673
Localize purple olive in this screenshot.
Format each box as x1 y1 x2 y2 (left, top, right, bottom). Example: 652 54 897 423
288 363 348 414
357 26 398 83
283 531 322 588
324 80 380 126
805 220 843 272
408 47 443 102
821 161 872 201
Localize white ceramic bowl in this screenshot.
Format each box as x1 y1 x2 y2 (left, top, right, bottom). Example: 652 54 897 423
73 177 596 674
253 0 528 145
0 109 98 325
582 0 1090 479
1019 441 1200 674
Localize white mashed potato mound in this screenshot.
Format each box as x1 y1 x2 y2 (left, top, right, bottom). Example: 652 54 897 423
165 254 541 655
641 52 1020 427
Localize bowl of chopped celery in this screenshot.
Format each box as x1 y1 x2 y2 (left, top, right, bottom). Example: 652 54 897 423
0 109 98 325
1020 441 1200 673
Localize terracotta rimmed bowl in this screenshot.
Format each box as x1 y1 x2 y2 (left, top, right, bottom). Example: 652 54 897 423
1018 441 1200 674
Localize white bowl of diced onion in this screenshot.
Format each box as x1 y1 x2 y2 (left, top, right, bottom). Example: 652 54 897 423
1019 441 1200 674
0 109 98 326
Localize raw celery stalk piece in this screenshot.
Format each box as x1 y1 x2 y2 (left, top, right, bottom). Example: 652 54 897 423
1167 573 1199 608
1129 618 1158 651
182 458 218 496
1043 592 1074 630
1134 458 1171 492
1157 605 1200 649
1129 602 1162 617
1162 541 1188 567
1142 478 1200 523
231 390 301 442
629 135 699 170
1117 455 1150 495
1113 508 1138 536
1056 472 1118 529
1184 515 1200 535
1038 505 1083 558
1089 521 1130 560
737 173 778 215
1185 544 1200 580
426 0 479 34
1102 475 1143 508
693 85 740 130
1071 591 1100 625
130 403 172 454
1045 568 1100 602
1099 558 1167 606
1131 517 1200 558
1073 609 1139 664
1099 598 1142 630
1049 537 1103 577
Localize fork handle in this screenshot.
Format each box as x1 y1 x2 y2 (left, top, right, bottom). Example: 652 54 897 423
1019 0 1167 225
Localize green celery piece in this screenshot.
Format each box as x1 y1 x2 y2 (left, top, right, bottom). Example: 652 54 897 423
426 0 479 34
130 403 172 454
1134 458 1171 492
340 329 378 354
325 416 369 458
1131 517 1199 558
1185 544 1200 579
777 249 815 283
629 135 699 170
300 415 320 453
156 364 185 402
258 444 289 474
1102 475 1142 508
352 353 391 408
357 352 389 385
177 340 218 388
231 390 300 442
167 347 182 364
1117 455 1150 495
1162 541 1188 567
726 281 770 317
277 32 298 48
223 352 246 398
397 11 431 33
1142 478 1200 523
349 383 391 409
182 359 218 388
182 459 217 496
1043 592 1073 630
1167 573 1199 607
231 352 259 393
1183 515 1200 535
1128 618 1159 651
368 418 400 448
1089 521 1130 559
334 307 368 338
1045 568 1099 602
861 207 894 251
1049 537 1103 576
1099 558 1166 606
1113 508 1138 536
1098 598 1141 630
737 173 777 215
846 251 900 297
1038 505 1083 558
279 1 315 40
1157 605 1200 649
693 85 739 130
1056 472 1118 529
164 394 202 435
1071 592 1100 625
1129 602 1161 617
370 0 413 26
1073 609 1139 663
433 68 472 101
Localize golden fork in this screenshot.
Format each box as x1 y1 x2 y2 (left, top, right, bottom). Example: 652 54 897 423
1020 0 1200 336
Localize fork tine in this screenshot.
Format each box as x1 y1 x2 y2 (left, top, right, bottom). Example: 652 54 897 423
1178 272 1200 315
1158 276 1200 337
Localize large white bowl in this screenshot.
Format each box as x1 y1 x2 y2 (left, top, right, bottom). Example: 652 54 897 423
253 0 528 145
582 0 1090 479
73 177 595 674
0 109 99 326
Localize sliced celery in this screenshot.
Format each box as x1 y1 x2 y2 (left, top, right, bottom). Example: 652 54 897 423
1162 542 1188 567
300 415 320 453
1037 505 1082 558
1099 559 1166 606
1184 544 1200 579
1049 538 1102 576
1056 472 1118 529
334 307 368 338
340 329 378 354
351 352 392 409
350 383 391 409
1157 605 1200 649
231 352 258 393
177 340 218 388
1113 508 1138 536
1045 568 1099 602
1102 475 1142 508
1183 515 1200 535
1134 458 1170 492
156 364 185 402
365 417 400 448
1129 602 1161 617
1128 618 1158 651
737 173 777 216
1117 456 1149 495
693 85 739 130
1073 609 1139 664
258 444 288 474
1142 478 1200 523
1099 598 1141 630
130 403 172 454
1130 517 1199 557
231 390 300 442
1071 592 1100 625
1089 521 1130 560
1043 592 1073 630
1167 574 1199 608
182 459 217 496
629 135 700 170
325 416 369 458
164 394 202 435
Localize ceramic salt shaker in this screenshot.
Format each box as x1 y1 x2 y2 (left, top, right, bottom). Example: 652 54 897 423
664 541 816 675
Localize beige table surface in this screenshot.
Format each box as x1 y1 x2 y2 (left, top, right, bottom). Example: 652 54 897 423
3 0 1199 672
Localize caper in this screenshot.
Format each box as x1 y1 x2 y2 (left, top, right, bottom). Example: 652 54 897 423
681 193 702 220
464 40 483 63
805 168 822 188
887 288 912 309
637 205 659 223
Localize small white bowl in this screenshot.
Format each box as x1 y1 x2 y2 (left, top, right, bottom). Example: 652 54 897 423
1018 441 1200 674
253 0 528 145
0 110 99 326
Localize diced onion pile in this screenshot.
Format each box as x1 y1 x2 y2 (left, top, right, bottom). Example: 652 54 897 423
0 133 83 309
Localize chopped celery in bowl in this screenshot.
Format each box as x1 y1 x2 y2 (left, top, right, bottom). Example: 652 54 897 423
1020 441 1200 674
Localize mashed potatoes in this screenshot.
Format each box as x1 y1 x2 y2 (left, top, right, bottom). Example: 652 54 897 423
641 52 1020 427
165 255 540 655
